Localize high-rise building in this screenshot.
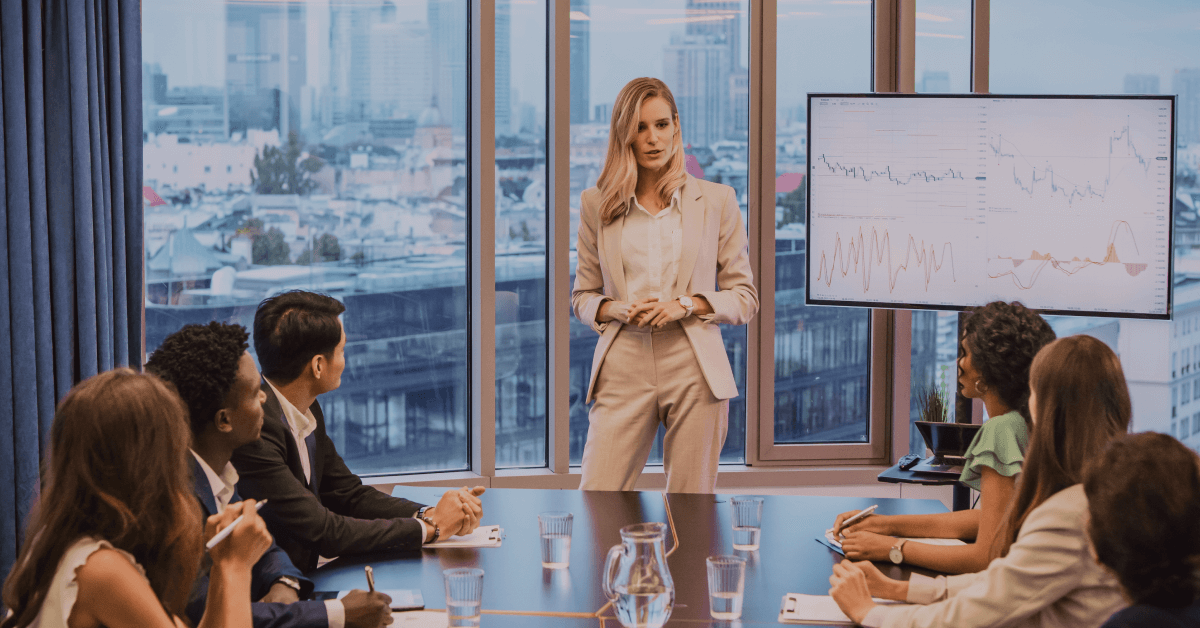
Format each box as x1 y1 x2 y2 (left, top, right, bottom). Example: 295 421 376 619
727 72 748 140
429 0 468 134
496 0 512 135
226 1 307 136
368 8 431 121
1175 69 1200 145
663 33 729 148
685 0 741 73
570 0 590 124
1124 73 1160 94
921 70 950 93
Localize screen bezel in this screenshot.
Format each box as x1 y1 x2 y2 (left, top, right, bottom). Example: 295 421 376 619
804 92 1177 320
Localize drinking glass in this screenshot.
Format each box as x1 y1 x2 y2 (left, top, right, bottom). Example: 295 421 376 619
538 511 573 569
730 496 764 551
443 568 484 627
706 555 747 620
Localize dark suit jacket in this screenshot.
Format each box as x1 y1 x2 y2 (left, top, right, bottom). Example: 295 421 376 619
230 381 427 572
1101 600 1200 628
187 458 328 628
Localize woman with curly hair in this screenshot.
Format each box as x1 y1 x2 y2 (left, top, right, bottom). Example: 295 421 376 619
829 334 1128 627
834 301 1056 574
0 369 273 628
1085 433 1200 628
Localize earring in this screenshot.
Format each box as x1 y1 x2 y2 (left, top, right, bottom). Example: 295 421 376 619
975 380 987 393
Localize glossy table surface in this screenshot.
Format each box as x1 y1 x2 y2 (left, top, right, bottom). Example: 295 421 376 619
311 487 949 626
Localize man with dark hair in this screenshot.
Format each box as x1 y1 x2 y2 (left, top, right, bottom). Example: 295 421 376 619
232 290 484 573
147 321 392 628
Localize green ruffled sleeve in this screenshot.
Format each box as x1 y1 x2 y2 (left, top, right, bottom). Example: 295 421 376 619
958 411 1029 492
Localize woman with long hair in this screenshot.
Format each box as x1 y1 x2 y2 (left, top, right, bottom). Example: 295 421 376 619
571 77 758 493
1 369 273 628
1085 433 1200 627
829 335 1129 627
835 301 1056 574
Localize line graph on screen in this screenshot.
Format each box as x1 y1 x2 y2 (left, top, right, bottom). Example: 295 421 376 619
987 220 1148 290
814 225 957 294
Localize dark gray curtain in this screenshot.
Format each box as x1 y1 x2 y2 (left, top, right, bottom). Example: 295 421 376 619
0 0 142 580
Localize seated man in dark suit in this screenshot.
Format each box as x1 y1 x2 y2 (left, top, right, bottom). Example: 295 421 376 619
231 290 484 572
147 321 392 628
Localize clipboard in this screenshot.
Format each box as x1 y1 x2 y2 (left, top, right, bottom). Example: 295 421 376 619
780 593 900 625
426 525 504 548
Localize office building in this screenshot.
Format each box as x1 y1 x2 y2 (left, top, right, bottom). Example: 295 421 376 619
225 0 307 136
1124 73 1160 94
569 0 590 123
1176 69 1200 145
663 33 730 148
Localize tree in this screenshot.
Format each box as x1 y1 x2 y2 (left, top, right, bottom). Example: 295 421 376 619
239 218 292 266
251 132 324 195
297 233 341 265
776 176 807 228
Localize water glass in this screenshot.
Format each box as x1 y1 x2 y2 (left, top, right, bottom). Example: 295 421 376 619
443 568 484 628
706 555 747 620
730 496 764 551
538 511 573 569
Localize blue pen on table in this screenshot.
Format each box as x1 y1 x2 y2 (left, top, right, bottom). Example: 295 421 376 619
205 500 268 550
835 504 877 537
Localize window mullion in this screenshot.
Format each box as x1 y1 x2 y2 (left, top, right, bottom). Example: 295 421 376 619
547 0 571 474
470 0 497 478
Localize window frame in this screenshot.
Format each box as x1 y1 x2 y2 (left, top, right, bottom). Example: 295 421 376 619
140 0 998 485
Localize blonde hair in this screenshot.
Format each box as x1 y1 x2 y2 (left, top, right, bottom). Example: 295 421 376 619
596 77 688 225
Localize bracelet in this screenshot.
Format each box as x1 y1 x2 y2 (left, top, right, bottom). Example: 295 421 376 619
275 575 302 592
419 515 441 543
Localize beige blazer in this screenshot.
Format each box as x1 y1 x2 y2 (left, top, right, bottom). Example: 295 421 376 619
862 484 1125 628
571 174 758 403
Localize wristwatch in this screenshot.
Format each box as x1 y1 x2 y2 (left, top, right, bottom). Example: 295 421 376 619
275 575 302 593
889 538 908 565
419 513 441 543
677 295 695 317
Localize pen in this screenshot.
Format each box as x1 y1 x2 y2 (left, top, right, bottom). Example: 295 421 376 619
365 565 375 593
205 500 268 550
836 504 878 536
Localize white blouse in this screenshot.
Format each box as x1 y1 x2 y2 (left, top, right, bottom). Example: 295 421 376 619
29 537 147 628
621 190 683 302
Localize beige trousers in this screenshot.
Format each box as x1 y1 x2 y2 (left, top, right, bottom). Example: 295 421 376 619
579 322 729 493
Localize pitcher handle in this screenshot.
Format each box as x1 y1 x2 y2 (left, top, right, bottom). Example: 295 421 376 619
602 544 623 601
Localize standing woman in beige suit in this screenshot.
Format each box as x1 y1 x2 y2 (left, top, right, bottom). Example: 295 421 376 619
572 77 758 494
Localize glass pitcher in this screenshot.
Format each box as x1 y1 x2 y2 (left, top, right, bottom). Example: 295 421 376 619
602 522 675 628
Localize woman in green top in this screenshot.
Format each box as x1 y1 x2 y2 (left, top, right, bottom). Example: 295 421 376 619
833 301 1056 574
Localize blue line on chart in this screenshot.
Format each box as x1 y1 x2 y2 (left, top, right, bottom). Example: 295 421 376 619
815 154 965 185
988 118 1152 208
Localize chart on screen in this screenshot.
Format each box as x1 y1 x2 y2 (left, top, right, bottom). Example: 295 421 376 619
806 95 1173 318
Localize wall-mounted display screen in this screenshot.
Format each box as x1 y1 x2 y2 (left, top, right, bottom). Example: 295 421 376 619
806 94 1175 319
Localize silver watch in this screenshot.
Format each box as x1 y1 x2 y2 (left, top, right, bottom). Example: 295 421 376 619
889 539 908 565
677 295 695 317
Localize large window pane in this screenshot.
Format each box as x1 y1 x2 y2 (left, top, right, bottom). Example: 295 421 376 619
495 0 548 468
568 0 751 465
774 1 873 444
914 0 970 94
142 0 470 474
992 0 1200 452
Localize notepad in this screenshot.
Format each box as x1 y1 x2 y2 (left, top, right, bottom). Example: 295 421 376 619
426 524 503 548
780 593 903 625
818 529 966 555
390 610 448 627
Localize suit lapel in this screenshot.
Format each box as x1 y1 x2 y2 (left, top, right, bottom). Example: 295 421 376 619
602 209 629 301
260 379 312 488
304 431 318 490
191 458 219 516
674 175 705 297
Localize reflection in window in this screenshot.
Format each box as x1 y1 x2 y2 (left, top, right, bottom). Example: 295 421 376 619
568 0 750 464
142 0 471 474
774 1 874 444
992 0 1200 452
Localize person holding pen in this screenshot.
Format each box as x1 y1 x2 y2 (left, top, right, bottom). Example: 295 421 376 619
829 335 1128 627
832 301 1055 574
0 369 273 628
147 322 392 628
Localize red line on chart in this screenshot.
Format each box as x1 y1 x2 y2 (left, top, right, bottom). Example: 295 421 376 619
988 220 1148 289
816 226 957 293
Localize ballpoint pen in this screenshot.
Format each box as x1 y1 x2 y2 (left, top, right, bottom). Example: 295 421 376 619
365 565 375 593
835 504 877 537
206 500 268 550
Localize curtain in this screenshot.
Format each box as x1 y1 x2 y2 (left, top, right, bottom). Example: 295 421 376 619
0 0 142 580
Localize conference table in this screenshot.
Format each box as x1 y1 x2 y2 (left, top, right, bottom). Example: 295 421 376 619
310 487 950 626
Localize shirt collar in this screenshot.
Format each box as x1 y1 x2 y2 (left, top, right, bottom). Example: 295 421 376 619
190 450 239 512
627 188 682 216
265 378 317 440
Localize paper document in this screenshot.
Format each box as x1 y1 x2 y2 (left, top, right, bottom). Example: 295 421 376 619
780 593 902 625
818 529 966 555
427 524 503 548
390 611 448 628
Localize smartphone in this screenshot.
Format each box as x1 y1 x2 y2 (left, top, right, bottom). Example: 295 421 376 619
311 589 424 612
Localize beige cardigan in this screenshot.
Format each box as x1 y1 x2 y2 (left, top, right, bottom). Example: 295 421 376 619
863 485 1126 628
570 174 758 403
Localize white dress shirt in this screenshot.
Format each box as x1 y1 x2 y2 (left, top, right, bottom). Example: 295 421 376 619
621 189 684 302
190 449 345 628
264 378 430 545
